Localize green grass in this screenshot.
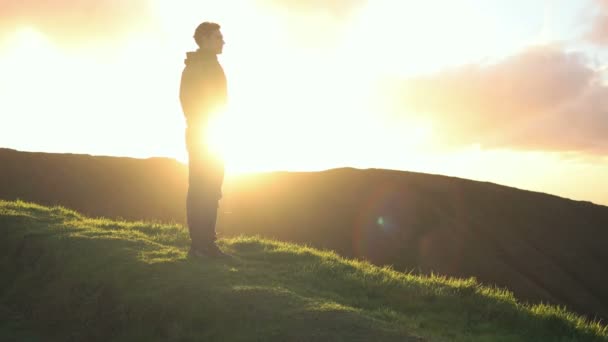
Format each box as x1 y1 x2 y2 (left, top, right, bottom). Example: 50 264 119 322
1 199 606 341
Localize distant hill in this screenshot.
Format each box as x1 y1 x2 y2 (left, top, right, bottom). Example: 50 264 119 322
0 148 188 223
1 147 608 323
2 200 606 341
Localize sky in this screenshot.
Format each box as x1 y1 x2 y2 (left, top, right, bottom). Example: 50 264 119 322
0 0 607 206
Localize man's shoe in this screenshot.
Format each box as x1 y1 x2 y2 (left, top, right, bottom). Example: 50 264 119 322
204 243 229 258
187 247 208 259
188 244 228 259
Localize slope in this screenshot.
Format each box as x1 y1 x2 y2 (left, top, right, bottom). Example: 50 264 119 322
0 200 606 341
2 148 608 322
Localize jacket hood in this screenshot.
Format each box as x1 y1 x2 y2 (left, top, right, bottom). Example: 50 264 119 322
184 49 217 66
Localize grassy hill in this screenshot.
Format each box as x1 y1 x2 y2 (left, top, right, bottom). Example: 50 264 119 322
222 168 608 323
1 200 606 341
2 147 608 323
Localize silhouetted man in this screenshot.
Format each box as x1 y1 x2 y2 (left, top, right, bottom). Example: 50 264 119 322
179 22 227 258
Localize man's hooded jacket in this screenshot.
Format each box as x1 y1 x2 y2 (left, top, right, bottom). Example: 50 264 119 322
179 49 227 132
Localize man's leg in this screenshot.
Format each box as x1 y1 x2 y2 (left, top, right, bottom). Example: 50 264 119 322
187 154 209 252
186 128 225 256
186 127 210 252
200 198 219 242
196 161 225 256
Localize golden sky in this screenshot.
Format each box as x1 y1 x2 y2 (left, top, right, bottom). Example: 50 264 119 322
0 0 607 206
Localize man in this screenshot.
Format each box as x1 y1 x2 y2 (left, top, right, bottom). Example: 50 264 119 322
179 22 227 258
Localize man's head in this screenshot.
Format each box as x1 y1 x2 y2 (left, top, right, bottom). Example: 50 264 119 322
194 22 224 54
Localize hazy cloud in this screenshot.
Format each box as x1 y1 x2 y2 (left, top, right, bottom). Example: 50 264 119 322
394 45 608 154
0 0 151 43
585 0 608 46
255 0 368 47
258 0 367 17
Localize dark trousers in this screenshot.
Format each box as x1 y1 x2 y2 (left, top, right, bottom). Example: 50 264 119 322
186 128 224 250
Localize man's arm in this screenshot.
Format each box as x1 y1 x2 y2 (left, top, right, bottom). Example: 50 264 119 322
179 67 201 120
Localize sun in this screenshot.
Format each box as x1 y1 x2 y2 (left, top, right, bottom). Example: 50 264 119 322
204 106 292 175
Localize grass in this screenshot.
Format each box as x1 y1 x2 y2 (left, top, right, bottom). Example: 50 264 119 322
1 199 606 341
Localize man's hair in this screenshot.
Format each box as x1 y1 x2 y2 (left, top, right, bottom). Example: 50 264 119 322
194 22 221 47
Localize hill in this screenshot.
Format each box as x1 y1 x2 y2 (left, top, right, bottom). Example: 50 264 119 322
222 168 608 324
0 148 188 223
1 199 606 341
2 147 608 323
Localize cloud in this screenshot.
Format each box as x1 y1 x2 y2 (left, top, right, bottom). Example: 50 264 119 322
258 0 367 17
585 0 608 46
255 0 368 47
0 0 151 43
392 45 608 154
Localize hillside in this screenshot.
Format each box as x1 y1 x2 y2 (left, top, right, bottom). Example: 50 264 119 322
1 200 606 341
222 168 608 323
0 148 188 223
2 148 608 322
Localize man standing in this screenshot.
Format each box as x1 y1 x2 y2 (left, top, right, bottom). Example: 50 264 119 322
179 22 227 258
